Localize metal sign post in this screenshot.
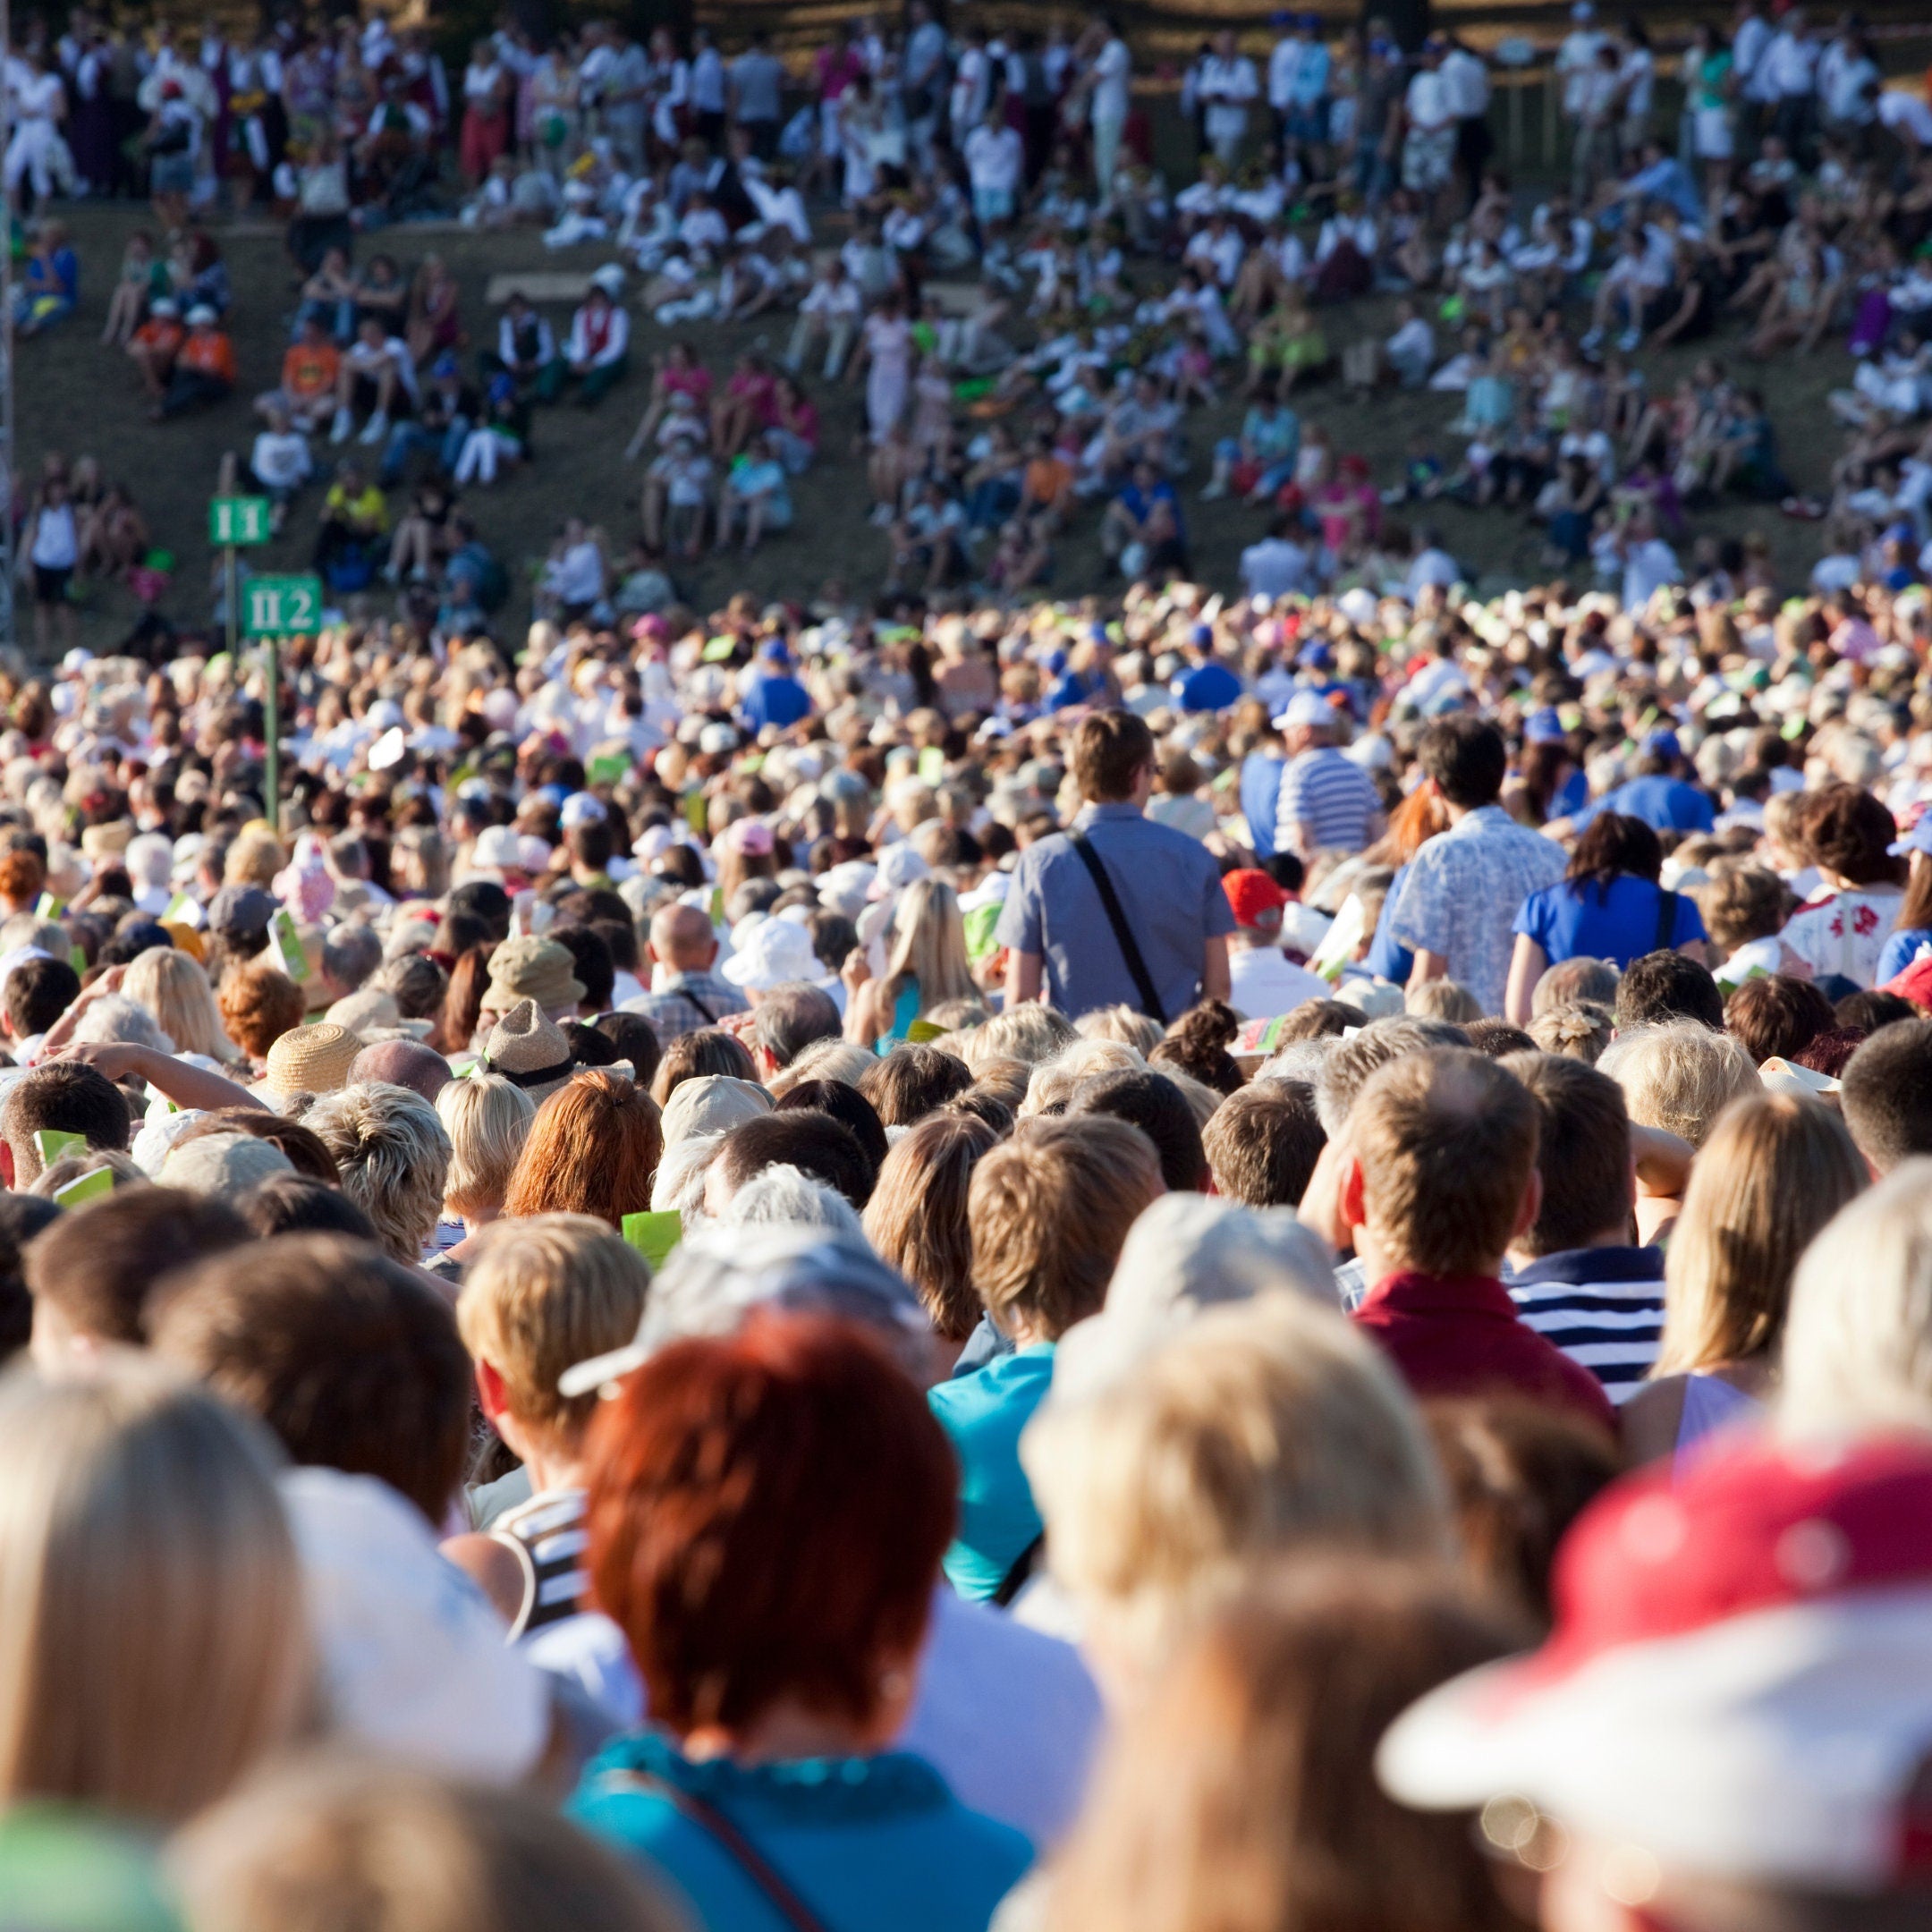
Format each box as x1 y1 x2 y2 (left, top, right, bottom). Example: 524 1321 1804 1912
241 569 320 836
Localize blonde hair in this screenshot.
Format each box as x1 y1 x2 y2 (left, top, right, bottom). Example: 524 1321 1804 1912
970 1116 1165 1338
436 1073 535 1221
0 1358 309 1823
1654 1090 1868 1376
1403 979 1483 1024
172 1752 685 1932
1780 1160 1932 1437
303 1081 453 1262
1597 1021 1759 1149
123 945 239 1063
962 1001 1077 1072
224 826 285 889
767 1037 876 1097
1076 1005 1165 1055
879 877 974 1020
1023 1295 1450 1671
1021 1037 1144 1117
456 1213 649 1446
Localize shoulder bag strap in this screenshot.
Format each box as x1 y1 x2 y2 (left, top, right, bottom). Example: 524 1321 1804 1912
1653 886 1679 956
682 984 722 1027
1069 831 1165 1024
595 1769 832 1932
991 1531 1045 1607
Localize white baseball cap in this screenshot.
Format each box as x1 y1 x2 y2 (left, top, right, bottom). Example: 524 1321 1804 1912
1273 690 1335 732
1378 1435 1932 1894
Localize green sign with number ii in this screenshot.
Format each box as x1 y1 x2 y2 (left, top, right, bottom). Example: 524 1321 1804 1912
209 496 274 546
242 574 324 638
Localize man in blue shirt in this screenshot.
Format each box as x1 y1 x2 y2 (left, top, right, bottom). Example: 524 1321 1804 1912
739 640 812 733
1572 727 1716 835
1240 724 1287 860
998 709 1234 1020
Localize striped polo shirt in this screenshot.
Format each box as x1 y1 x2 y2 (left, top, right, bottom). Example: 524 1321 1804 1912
1275 746 1381 854
1507 1246 1667 1406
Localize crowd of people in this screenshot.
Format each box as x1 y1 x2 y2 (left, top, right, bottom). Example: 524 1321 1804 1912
0 512 1919 1932
4 10 1932 1932
16 1 1932 630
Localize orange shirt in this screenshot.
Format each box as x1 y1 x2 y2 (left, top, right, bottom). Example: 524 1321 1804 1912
131 318 184 358
180 330 237 382
282 339 341 401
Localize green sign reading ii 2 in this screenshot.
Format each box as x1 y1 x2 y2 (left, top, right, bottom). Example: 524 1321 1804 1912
209 496 273 546
242 574 324 638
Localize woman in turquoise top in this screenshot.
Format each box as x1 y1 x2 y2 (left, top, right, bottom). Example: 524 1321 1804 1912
571 1311 1032 1932
844 877 976 1051
929 1118 1166 1600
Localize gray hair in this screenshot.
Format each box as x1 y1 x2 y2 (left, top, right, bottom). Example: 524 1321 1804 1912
722 1161 867 1241
1256 1036 1341 1086
72 993 175 1055
319 923 383 995
301 1081 451 1263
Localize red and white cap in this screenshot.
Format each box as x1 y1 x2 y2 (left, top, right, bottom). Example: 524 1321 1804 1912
1377 1436 1932 1893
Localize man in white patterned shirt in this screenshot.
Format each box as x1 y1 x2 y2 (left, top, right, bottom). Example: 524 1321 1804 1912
1386 716 1565 1015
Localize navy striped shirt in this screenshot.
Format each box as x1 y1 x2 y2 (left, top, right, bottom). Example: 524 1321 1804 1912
1508 1246 1666 1406
1275 747 1380 854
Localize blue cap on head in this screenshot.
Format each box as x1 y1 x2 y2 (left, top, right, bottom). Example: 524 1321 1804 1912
1301 642 1335 672
1525 708 1567 745
1643 726 1682 762
1191 623 1213 648
1089 621 1110 646
760 640 793 665
1889 814 1932 860
1044 648 1069 675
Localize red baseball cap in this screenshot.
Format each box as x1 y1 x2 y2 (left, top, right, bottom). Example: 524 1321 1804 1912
1378 1435 1932 1892
1223 869 1288 930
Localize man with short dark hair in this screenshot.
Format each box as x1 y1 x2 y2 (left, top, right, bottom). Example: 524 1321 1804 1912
148 1232 473 1526
707 1109 876 1211
1840 1019 1932 1174
1202 1080 1326 1207
2 953 79 1054
0 1061 132 1188
1340 1047 1615 1429
1614 947 1726 1031
1385 717 1567 1016
1067 1066 1208 1191
27 1185 250 1364
1502 1052 1676 1404
998 708 1234 1020
750 981 843 1078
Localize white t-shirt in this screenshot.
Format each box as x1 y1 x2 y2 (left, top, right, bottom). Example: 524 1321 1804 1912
963 122 1023 194
1404 69 1451 133
1092 38 1131 123
1229 943 1331 1018
1240 535 1315 600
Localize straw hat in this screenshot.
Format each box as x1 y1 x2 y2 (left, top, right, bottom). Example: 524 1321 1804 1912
484 936 585 1017
263 1021 363 1099
477 998 579 1104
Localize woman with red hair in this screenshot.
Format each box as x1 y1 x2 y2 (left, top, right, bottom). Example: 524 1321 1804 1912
570 1313 1033 1930
502 1070 663 1230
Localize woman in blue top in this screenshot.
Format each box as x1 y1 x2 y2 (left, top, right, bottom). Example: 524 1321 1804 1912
1504 812 1707 1024
1874 815 1932 985
844 877 976 1051
572 1313 1032 1932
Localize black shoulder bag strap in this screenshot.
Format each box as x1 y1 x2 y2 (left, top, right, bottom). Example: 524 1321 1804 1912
1069 830 1165 1024
992 1531 1045 1607
1653 886 1679 956
595 1769 832 1932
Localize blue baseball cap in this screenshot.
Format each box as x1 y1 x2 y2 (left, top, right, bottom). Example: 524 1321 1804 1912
1889 814 1932 859
1642 726 1682 762
1525 708 1568 745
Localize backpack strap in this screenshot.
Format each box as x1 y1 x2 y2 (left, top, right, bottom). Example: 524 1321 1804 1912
991 1531 1045 1607
1069 831 1165 1024
594 1769 831 1932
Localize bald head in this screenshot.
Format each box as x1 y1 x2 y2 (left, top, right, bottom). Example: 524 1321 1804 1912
649 903 718 972
348 1039 451 1104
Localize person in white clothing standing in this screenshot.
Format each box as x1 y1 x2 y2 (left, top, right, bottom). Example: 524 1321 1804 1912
1084 17 1132 202
1198 30 1258 167
963 109 1025 233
